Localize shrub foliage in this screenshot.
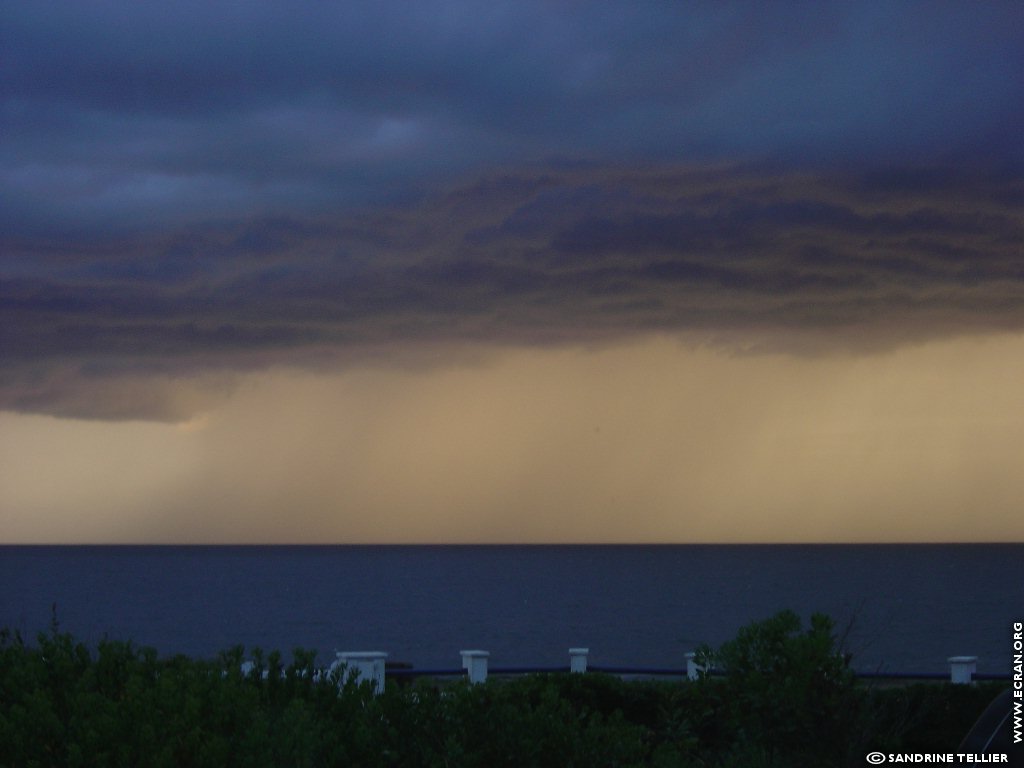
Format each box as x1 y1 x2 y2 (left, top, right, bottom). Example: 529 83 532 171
0 612 1002 767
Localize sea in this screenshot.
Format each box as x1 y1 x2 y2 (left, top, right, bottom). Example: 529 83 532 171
1 545 1020 676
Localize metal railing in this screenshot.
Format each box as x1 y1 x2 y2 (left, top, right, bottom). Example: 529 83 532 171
317 648 1010 694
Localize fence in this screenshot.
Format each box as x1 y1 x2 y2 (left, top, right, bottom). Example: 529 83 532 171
312 649 1009 695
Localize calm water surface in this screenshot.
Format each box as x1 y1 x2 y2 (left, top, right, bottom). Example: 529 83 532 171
1 545 1020 674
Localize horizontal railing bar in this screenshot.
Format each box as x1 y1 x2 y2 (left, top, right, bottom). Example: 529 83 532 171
383 667 1010 681
589 665 693 676
854 671 952 680
854 671 1010 681
236 666 1012 682
386 668 466 678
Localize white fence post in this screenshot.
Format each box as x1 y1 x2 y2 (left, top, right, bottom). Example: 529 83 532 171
334 651 388 695
461 650 490 684
947 656 977 685
685 651 703 681
569 647 589 673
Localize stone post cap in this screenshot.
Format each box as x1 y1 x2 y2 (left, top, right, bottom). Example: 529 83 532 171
569 648 589 655
946 655 978 663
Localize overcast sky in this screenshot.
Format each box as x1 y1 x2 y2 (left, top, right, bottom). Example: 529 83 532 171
2 1 1023 542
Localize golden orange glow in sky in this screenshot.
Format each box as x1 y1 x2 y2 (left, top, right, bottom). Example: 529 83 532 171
4 332 1022 543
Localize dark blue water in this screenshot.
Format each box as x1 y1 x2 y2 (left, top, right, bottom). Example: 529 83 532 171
1 545 1020 675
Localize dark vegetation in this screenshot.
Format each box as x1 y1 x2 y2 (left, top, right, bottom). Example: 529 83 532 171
0 610 1002 767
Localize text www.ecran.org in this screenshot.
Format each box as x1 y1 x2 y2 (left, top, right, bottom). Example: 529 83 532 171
1013 622 1021 744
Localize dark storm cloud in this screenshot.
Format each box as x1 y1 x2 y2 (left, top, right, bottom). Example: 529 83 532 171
3 1 1022 236
2 2 1023 419
2 163 1023 419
